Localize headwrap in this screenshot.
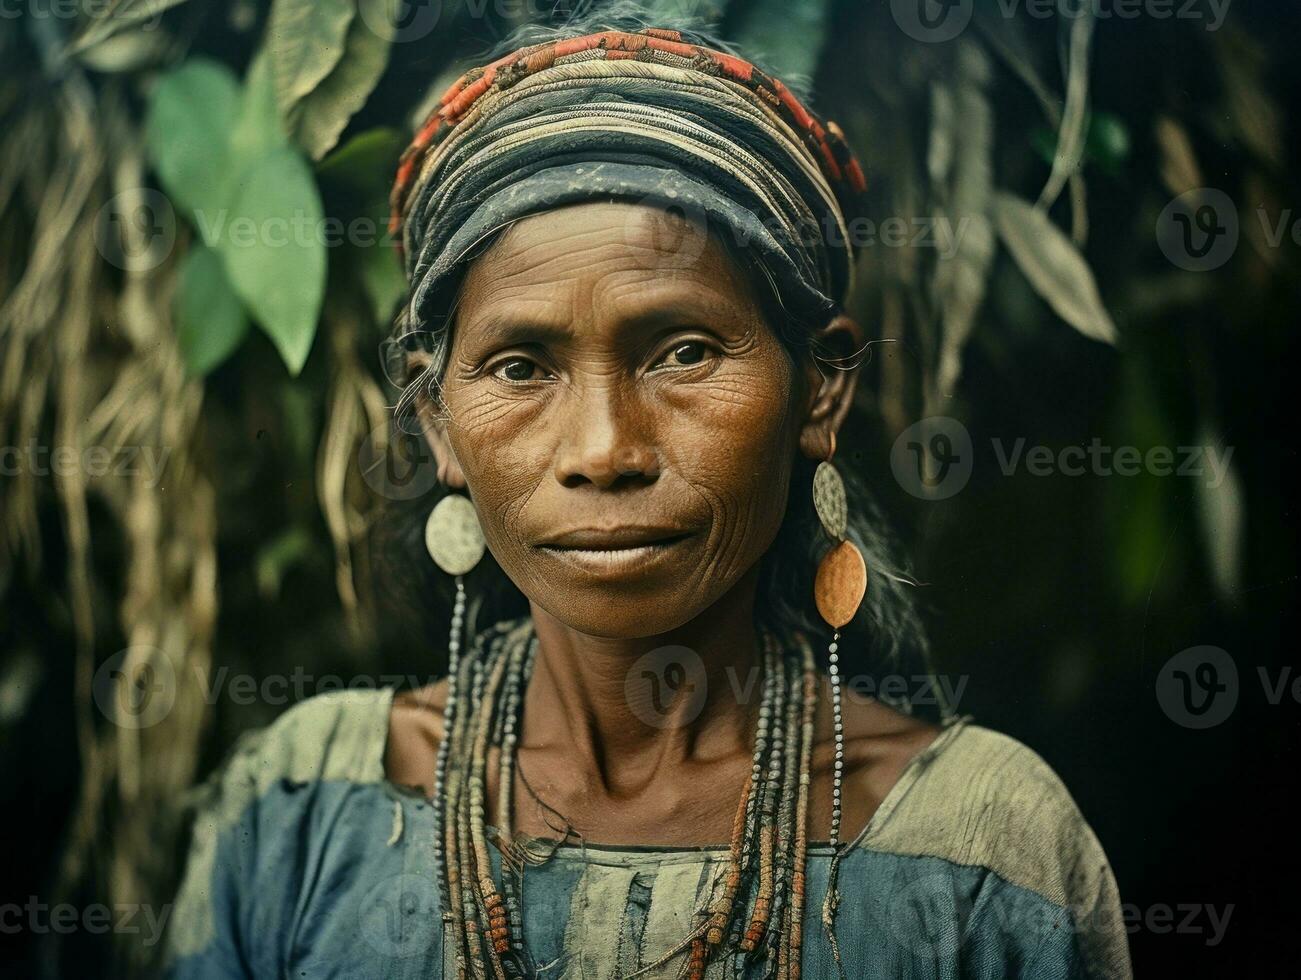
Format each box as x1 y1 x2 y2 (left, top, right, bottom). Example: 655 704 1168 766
388 28 867 338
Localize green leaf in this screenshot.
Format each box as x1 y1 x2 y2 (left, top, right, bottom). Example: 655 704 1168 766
217 148 326 375
267 0 356 117
288 1 393 160
145 59 241 217
176 243 250 376
317 127 404 196
228 49 290 171
992 191 1117 345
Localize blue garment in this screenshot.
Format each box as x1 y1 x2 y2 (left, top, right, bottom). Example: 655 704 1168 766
165 690 1130 979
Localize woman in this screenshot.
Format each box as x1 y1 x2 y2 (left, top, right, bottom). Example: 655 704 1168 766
166 12 1130 980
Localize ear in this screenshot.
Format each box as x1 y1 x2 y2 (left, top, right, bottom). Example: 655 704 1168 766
798 313 864 462
408 352 467 490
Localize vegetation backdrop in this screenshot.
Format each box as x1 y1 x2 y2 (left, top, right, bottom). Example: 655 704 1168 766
1 0 1296 975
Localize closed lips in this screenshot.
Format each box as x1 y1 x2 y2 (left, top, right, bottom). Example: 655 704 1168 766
537 527 693 550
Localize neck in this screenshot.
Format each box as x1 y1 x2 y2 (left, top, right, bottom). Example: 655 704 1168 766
522 569 764 796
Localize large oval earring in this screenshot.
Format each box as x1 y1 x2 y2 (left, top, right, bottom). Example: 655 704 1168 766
425 493 486 676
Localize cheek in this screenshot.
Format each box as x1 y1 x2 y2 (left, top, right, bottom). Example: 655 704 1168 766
666 350 799 565
442 385 547 555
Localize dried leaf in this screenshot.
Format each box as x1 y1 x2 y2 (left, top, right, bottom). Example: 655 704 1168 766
1194 426 1243 604
992 191 1116 345
287 0 392 161
1037 12 1094 211
267 0 356 118
1154 116 1203 198
67 0 194 54
73 26 172 73
932 42 995 399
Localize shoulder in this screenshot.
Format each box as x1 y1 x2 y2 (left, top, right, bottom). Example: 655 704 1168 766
207 687 394 808
864 721 1130 978
386 679 449 798
167 689 394 962
867 722 1102 900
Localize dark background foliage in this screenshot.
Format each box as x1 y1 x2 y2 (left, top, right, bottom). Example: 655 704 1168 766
1 0 1296 976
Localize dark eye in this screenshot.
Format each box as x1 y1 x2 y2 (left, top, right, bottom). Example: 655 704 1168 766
660 341 709 368
492 357 541 382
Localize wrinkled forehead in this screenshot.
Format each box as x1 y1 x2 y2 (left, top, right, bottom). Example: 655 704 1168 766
470 201 753 288
453 201 769 341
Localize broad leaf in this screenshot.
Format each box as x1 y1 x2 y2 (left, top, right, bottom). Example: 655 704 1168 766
217 148 326 375
146 59 240 217
267 0 356 118
228 50 290 171
317 127 404 196
992 191 1116 345
288 1 393 160
176 243 249 375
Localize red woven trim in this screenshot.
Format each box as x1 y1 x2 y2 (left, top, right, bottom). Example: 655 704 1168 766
389 28 866 250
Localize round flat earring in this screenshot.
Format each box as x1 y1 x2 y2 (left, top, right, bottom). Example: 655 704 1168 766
424 491 486 706
423 492 485 954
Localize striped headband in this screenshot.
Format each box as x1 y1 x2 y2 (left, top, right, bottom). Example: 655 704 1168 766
388 28 868 336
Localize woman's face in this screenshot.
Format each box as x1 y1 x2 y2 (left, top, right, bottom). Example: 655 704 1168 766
433 201 809 639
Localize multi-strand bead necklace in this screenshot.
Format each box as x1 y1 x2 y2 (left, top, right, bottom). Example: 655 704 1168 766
432 617 848 980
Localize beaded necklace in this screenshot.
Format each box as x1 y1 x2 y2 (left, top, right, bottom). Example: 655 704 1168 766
433 620 842 979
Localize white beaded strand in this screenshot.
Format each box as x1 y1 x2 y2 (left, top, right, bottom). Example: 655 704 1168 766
827 630 845 848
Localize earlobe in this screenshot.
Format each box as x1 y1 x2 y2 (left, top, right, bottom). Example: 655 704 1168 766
422 417 467 489
410 372 468 489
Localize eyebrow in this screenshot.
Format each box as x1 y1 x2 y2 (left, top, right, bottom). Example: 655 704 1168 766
457 315 575 352
457 293 748 355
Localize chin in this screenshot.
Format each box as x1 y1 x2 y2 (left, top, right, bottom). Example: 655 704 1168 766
527 576 719 640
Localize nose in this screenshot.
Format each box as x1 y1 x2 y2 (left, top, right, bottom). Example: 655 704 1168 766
552 387 661 489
